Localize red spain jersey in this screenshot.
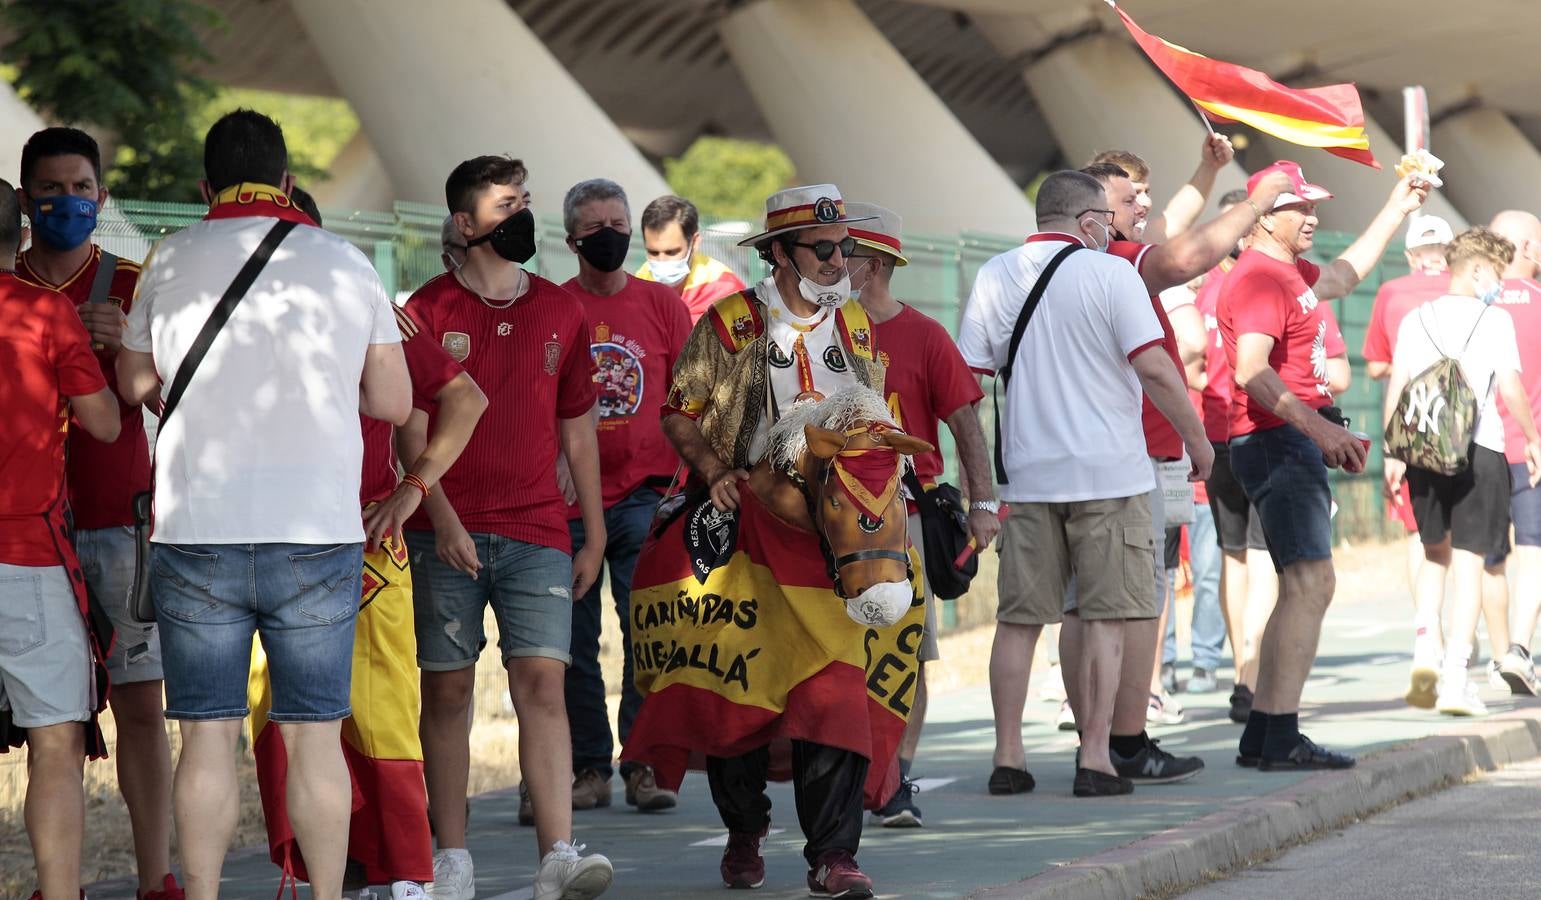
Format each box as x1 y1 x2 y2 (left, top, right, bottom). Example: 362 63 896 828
0 274 108 565
873 304 983 483
359 304 467 506
18 245 151 530
562 275 690 513
1109 240 1186 460
404 272 597 552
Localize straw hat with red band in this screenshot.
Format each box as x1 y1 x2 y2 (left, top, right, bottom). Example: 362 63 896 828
737 183 877 247
1248 160 1333 210
844 201 909 267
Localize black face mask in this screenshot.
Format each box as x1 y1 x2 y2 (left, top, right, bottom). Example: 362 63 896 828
467 208 537 264
573 226 631 273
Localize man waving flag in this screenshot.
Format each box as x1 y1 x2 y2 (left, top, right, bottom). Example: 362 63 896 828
1109 1 1380 169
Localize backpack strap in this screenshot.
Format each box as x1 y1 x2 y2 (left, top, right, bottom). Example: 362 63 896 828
86 249 119 305
993 243 1082 485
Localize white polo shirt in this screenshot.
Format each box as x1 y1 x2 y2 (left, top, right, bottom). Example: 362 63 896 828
958 234 1164 502
124 215 400 544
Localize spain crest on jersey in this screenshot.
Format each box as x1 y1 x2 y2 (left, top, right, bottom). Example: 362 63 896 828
442 331 470 362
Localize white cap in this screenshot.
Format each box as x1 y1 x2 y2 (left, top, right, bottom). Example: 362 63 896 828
1406 215 1454 250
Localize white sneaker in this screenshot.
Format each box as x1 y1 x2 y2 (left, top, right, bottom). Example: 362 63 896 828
532 840 613 900
1488 659 1508 691
1499 649 1539 696
1147 692 1184 726
1039 664 1067 703
1436 674 1488 717
1160 689 1184 716
429 848 475 900
1055 699 1077 731
392 882 427 900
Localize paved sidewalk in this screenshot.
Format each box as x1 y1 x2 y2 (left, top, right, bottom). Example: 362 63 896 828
86 590 1541 899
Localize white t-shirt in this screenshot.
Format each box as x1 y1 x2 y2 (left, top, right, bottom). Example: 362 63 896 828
958 234 1164 502
748 276 863 460
1391 294 1520 455
124 216 401 544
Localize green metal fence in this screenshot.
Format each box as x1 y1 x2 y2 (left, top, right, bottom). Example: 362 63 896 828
93 199 1407 543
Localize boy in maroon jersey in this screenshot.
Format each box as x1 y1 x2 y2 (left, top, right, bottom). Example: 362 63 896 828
401 156 612 900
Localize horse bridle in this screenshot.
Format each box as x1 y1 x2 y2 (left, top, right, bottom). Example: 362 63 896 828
786 427 913 600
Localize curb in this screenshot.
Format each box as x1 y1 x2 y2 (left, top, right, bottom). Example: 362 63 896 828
971 711 1541 899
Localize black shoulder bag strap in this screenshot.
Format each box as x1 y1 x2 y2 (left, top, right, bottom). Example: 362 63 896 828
86 249 120 306
992 243 1082 484
902 469 940 521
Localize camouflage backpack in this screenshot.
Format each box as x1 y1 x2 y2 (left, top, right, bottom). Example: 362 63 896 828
1384 305 1490 476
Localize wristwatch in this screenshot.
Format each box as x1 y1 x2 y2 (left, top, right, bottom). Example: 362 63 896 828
971 499 1001 515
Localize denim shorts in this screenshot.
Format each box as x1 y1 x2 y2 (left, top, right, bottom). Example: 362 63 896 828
405 531 574 670
152 542 362 722
76 526 163 684
1228 424 1334 572
1511 464 1541 548
0 564 91 728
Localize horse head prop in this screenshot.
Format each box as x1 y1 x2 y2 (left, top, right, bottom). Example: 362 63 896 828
751 387 935 628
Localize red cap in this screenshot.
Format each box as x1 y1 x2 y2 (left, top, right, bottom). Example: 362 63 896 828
1247 160 1333 209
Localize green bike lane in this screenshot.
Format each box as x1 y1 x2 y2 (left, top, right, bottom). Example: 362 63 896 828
90 589 1532 898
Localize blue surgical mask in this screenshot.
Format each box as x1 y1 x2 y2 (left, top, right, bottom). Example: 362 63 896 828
1478 278 1502 305
649 255 691 286
31 195 98 251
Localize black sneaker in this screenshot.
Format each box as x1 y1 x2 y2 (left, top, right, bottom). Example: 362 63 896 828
1258 734 1356 772
870 776 923 827
1228 684 1254 724
987 765 1036 795
1235 750 1261 768
1111 737 1205 784
1073 767 1133 797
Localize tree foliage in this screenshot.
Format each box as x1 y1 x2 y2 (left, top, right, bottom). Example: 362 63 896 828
664 137 796 223
1 0 221 201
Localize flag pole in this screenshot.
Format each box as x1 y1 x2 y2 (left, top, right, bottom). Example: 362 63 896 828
1191 100 1218 137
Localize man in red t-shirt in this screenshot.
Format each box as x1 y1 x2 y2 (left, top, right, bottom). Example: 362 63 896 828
1363 215 1454 571
16 127 179 900
402 156 613 899
0 179 123 900
1489 210 1541 695
1067 153 1292 785
556 179 691 817
845 202 996 828
1219 160 1429 771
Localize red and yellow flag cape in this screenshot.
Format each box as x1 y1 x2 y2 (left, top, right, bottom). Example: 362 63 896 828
622 487 925 809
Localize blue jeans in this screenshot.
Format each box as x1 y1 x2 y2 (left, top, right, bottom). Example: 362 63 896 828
1164 504 1225 671
567 486 662 780
153 542 362 722
1229 424 1334 571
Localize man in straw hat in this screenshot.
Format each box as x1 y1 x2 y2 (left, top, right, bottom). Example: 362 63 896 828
845 201 999 828
654 184 886 897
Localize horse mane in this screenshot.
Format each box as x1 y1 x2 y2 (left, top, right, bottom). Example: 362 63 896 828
763 386 901 471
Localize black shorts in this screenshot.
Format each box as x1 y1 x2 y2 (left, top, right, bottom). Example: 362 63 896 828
1408 445 1512 557
1205 441 1267 552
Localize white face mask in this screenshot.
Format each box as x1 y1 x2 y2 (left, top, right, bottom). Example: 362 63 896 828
849 259 875 302
1082 217 1112 252
794 260 851 309
650 255 691 286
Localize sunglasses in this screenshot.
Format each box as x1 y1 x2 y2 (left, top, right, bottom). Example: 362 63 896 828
788 236 858 262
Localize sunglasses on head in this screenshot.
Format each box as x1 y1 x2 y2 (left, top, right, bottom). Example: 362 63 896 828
787 236 858 262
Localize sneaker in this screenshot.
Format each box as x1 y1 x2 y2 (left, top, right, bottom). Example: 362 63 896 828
1187 668 1218 694
624 765 678 812
987 765 1036 795
870 776 922 827
1228 684 1253 724
1147 692 1184 726
806 850 874 899
519 782 535 827
1406 655 1440 709
139 874 184 900
1160 662 1178 694
1072 767 1133 797
1055 699 1077 731
1499 649 1538 696
721 825 768 889
572 768 612 810
391 883 427 900
1039 663 1067 703
1257 734 1356 771
429 848 475 900
1489 659 1507 691
1111 736 1205 784
532 840 612 900
1436 675 1488 717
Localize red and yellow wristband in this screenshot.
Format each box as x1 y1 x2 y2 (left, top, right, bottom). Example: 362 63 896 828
402 473 432 498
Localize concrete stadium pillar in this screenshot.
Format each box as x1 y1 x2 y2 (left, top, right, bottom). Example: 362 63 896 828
1431 108 1541 226
718 0 1035 238
0 80 46 187
287 0 668 213
309 131 397 213
1249 113 1467 233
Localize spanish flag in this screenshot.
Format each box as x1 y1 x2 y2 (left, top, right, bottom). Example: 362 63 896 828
1111 2 1380 169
